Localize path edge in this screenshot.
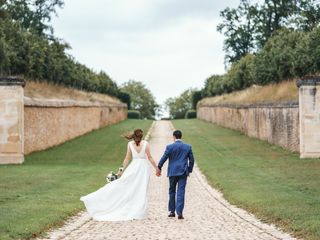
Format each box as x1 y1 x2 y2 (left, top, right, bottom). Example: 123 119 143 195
38 121 156 239
169 120 297 240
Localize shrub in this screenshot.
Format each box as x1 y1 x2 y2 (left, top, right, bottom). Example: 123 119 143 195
306 27 320 74
185 110 197 119
226 53 256 91
295 27 320 76
202 75 227 97
201 27 320 99
202 54 255 97
0 19 121 98
117 91 131 109
254 29 304 85
127 110 141 119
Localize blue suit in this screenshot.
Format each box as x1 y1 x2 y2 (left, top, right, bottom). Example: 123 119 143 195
158 140 195 215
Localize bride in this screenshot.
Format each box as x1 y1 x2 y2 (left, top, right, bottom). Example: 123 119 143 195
80 128 160 221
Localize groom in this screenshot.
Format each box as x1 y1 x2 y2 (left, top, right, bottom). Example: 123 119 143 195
157 130 195 219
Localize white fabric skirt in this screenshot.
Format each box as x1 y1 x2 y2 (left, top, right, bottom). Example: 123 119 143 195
80 157 151 221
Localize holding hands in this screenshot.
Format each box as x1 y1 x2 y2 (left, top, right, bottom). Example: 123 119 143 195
156 167 161 177
144 141 161 177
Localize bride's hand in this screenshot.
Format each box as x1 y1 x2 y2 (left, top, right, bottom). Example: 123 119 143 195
117 167 124 177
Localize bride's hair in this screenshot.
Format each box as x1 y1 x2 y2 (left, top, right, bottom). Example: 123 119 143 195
123 129 143 146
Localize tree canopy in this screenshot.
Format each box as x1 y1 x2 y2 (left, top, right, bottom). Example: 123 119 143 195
120 80 158 119
165 89 196 119
201 27 320 98
4 0 64 36
0 0 130 104
218 0 320 64
194 0 320 101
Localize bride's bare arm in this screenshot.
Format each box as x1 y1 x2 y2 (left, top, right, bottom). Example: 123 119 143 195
145 142 158 171
122 143 132 168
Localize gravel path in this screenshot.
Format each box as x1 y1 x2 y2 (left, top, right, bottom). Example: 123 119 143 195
39 121 296 240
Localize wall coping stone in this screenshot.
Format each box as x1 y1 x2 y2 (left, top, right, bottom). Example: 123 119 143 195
24 97 127 108
297 76 320 87
0 76 25 87
198 101 299 109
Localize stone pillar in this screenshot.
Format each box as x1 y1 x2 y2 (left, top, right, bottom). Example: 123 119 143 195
0 77 25 164
297 77 320 158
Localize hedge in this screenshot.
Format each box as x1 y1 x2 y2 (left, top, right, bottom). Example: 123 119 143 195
202 27 320 98
128 110 141 119
185 110 197 119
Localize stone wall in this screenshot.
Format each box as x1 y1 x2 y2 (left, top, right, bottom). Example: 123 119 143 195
0 78 25 164
24 98 127 154
197 102 299 152
297 77 320 158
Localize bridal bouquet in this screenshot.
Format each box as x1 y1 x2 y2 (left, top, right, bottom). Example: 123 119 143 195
106 167 124 182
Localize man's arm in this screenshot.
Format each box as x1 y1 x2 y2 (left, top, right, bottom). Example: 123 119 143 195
158 145 170 170
188 146 195 173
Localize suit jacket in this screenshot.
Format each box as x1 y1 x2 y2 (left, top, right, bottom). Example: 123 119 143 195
158 140 195 177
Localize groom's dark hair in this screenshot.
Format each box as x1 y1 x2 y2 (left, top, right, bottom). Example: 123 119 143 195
173 130 182 139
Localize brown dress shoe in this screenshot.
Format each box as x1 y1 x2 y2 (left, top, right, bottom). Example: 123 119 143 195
168 212 175 217
178 214 184 219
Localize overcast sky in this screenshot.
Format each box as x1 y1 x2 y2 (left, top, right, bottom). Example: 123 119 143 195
51 0 239 105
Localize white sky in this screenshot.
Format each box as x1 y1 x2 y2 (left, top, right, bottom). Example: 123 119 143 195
51 0 239 105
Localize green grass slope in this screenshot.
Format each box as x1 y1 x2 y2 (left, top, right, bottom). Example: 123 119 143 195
0 120 152 240
173 119 320 240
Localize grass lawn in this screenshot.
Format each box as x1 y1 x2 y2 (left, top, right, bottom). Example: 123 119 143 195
173 119 320 240
0 119 152 240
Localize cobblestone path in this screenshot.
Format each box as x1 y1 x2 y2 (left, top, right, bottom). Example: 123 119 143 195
39 121 296 240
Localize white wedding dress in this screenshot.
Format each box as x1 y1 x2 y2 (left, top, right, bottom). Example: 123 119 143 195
80 140 151 221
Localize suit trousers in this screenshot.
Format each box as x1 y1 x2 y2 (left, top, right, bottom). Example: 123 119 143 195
168 174 187 215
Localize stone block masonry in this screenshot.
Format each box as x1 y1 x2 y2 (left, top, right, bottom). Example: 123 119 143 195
0 77 127 163
198 76 320 158
0 77 25 164
197 102 300 152
24 98 127 155
297 77 320 158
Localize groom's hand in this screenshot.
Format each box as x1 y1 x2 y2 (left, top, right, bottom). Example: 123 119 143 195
156 167 161 177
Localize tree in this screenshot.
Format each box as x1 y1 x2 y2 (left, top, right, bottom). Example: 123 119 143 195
191 90 202 109
202 75 227 97
255 0 299 47
165 89 196 119
0 0 8 19
217 0 257 63
117 91 131 109
254 29 303 84
225 53 255 90
218 0 320 64
0 4 123 98
120 80 158 119
295 26 320 75
4 0 64 36
96 71 119 96
291 0 320 31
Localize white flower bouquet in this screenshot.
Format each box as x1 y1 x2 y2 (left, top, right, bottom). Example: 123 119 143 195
106 167 124 182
